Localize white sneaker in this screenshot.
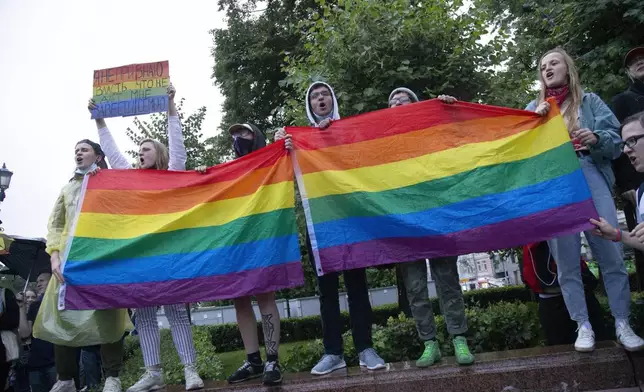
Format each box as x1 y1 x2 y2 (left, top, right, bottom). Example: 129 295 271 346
617 320 644 352
126 369 165 392
574 323 595 352
49 380 75 392
184 364 204 391
103 377 122 392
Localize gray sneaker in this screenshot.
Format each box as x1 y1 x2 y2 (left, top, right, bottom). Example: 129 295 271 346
359 348 386 370
310 354 347 375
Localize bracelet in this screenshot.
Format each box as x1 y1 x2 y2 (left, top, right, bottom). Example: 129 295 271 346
613 229 622 242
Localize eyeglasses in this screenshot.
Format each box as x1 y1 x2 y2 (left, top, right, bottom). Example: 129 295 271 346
389 97 411 107
310 90 331 100
621 134 644 151
231 128 252 139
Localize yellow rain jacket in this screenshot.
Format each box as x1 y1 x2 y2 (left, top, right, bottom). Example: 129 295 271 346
33 174 131 346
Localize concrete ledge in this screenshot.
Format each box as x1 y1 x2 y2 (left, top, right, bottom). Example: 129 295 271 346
169 341 637 391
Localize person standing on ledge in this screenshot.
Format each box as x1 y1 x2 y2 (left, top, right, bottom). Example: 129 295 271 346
387 87 475 367
276 81 386 375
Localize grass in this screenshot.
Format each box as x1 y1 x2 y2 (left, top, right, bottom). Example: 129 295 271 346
217 341 313 378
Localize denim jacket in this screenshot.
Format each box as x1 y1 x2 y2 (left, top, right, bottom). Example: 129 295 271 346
526 92 622 189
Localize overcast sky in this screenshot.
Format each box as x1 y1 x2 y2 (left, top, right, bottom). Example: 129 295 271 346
0 0 226 238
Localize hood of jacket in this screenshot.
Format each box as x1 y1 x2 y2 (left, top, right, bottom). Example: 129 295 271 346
305 82 341 126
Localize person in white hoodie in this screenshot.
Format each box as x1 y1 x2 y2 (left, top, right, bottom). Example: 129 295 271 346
88 85 204 392
278 81 386 375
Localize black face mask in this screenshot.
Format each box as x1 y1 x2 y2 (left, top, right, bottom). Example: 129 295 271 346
234 138 254 157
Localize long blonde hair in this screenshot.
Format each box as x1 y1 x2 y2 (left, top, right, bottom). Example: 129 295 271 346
537 48 583 131
137 139 169 170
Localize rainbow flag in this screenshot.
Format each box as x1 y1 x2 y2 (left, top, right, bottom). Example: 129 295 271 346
90 60 170 119
288 99 598 275
59 142 303 310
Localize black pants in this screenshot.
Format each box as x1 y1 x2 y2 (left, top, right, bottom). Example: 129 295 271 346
306 231 373 355
539 291 608 346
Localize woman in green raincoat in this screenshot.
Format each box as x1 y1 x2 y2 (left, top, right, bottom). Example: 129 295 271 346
34 139 131 392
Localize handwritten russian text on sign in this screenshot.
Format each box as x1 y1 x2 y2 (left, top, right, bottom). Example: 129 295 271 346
90 61 170 119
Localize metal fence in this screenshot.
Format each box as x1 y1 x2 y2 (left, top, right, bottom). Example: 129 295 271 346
155 281 438 328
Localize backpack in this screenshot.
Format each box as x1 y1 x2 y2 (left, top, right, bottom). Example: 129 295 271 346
522 242 598 294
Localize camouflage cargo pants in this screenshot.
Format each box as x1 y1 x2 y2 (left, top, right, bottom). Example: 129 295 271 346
399 256 467 340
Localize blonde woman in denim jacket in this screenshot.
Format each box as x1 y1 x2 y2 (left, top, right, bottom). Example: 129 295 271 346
526 47 644 353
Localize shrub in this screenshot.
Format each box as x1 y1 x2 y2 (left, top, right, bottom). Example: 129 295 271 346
209 286 533 352
121 326 223 387
281 339 324 373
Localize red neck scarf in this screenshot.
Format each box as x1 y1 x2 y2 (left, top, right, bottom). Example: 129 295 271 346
545 85 570 107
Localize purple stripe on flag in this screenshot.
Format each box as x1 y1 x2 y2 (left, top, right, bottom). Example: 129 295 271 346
317 199 597 275
64 261 303 310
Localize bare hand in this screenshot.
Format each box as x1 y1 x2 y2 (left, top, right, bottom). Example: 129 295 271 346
590 217 619 241
630 222 644 244
284 135 293 150
573 128 598 146
438 94 457 104
88 167 101 176
167 83 176 100
274 127 287 141
318 118 332 130
195 165 207 174
50 252 64 283
535 101 550 116
88 99 97 112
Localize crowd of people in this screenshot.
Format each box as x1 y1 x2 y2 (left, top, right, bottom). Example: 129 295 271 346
1 45 644 392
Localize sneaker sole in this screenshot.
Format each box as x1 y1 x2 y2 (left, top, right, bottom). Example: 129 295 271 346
186 383 204 391
618 339 644 352
127 385 165 392
227 373 263 384
574 345 595 353
263 376 283 386
310 361 347 375
359 361 387 370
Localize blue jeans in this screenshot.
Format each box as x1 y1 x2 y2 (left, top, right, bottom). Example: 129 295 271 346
548 156 630 323
29 366 57 392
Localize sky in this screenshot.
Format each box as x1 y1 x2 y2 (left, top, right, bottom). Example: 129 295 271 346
0 0 226 238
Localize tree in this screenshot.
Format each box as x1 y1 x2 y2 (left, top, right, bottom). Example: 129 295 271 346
475 0 644 104
210 0 321 133
280 0 507 122
125 98 231 168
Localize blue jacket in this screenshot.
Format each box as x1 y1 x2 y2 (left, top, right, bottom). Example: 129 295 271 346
526 92 622 189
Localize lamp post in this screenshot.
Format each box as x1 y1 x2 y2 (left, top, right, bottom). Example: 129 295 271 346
0 163 13 202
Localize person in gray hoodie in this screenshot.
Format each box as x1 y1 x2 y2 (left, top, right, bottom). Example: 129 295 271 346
277 81 386 375
387 87 474 368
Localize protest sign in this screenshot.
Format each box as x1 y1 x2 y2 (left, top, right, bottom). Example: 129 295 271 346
90 61 169 119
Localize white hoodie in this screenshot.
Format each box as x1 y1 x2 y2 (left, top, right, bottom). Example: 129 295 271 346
305 82 341 126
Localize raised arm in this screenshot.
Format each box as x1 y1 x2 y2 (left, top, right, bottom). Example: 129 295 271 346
88 99 131 169
166 84 187 171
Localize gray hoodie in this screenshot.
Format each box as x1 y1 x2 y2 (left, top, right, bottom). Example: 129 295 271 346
305 82 341 126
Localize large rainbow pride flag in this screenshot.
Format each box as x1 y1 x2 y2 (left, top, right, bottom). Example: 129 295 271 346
288 99 598 275
59 141 303 310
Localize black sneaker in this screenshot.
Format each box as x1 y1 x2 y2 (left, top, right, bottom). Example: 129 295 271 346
227 360 264 384
263 361 283 386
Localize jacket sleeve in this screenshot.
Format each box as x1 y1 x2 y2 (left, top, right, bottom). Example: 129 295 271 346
0 290 20 331
45 189 66 255
587 93 622 161
97 126 132 169
167 115 187 171
610 93 630 124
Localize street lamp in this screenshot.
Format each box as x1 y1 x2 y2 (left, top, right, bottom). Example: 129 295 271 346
0 163 13 202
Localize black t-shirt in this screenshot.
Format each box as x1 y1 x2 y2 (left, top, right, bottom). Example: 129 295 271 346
611 82 644 193
27 299 55 369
